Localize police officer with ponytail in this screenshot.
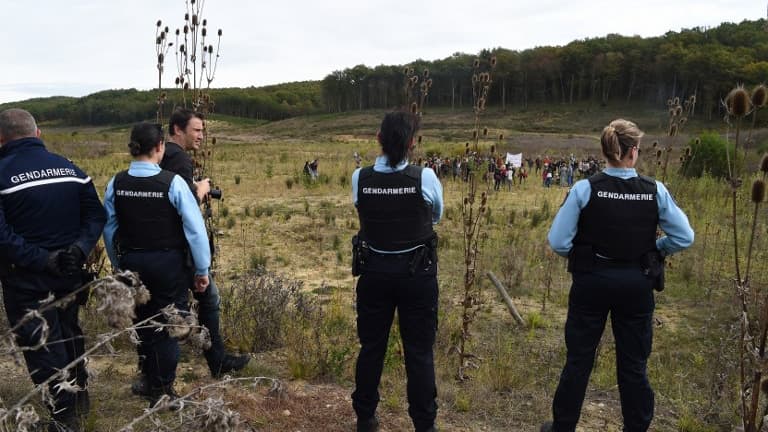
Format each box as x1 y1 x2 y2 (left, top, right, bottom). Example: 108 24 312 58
102 122 210 408
351 111 443 432
541 119 694 432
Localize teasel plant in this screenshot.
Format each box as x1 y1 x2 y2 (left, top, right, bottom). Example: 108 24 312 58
455 55 496 382
403 67 433 159
0 271 215 430
154 19 174 125
660 95 695 182
157 0 224 267
718 84 768 432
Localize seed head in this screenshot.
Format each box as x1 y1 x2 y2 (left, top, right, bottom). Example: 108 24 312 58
490 145 495 154
669 123 678 136
499 133 504 140
679 117 687 125
185 13 190 21
418 135 423 144
760 153 768 173
203 19 207 26
175 77 180 85
483 127 488 136
655 150 662 158
156 20 162 27
694 137 700 145
423 69 429 78
673 97 680 105
184 25 189 34
175 28 180 36
752 84 768 108
192 14 199 26
202 28 207 37
666 99 673 107
156 37 162 45
410 102 418 114
158 54 164 64
427 78 433 88
472 130 477 139
685 147 692 156
208 45 214 54
652 141 658 148
212 137 217 145
490 56 497 67
675 106 683 116
218 29 223 36
472 74 478 84
726 86 751 117
403 67 410 75
689 95 696 104
473 59 480 69
752 179 766 203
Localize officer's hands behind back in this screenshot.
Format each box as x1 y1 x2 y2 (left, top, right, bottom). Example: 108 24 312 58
59 245 85 276
194 274 209 292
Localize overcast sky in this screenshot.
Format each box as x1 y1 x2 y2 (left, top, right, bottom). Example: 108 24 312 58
1 0 764 104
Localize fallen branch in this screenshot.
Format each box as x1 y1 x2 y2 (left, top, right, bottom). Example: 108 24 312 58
486 271 525 326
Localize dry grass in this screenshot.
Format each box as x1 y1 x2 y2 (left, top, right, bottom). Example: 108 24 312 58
0 107 755 430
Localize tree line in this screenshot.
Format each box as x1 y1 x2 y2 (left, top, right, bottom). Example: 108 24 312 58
321 19 768 119
3 18 767 126
0 82 323 126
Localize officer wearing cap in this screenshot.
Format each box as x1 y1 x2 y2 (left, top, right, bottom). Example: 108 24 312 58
102 122 210 408
0 108 106 432
351 110 443 432
541 119 694 432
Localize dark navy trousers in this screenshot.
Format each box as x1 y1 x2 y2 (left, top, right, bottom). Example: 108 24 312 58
121 249 191 389
2 269 86 416
193 276 224 372
352 271 438 432
552 267 655 432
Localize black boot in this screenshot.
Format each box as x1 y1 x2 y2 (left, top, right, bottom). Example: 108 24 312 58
147 385 181 411
356 416 379 432
210 353 250 378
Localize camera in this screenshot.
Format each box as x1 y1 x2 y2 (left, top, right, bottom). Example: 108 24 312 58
208 187 222 200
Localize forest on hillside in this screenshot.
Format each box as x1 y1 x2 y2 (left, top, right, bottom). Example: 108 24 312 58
3 18 767 125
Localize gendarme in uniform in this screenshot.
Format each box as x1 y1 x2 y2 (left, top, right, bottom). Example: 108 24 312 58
351 154 443 432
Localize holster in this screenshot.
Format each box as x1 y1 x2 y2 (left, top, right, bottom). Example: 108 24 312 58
641 250 666 292
567 244 594 273
351 235 367 277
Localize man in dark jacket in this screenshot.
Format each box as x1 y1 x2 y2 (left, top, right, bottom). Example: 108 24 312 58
132 108 247 385
0 108 106 432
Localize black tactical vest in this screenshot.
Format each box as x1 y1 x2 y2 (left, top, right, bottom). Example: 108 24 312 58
357 165 435 250
573 172 658 260
113 170 187 251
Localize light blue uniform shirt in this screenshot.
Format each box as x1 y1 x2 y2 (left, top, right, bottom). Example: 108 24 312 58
548 167 694 257
352 156 443 253
103 161 211 276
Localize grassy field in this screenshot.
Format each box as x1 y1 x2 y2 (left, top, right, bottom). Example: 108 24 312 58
1 102 764 431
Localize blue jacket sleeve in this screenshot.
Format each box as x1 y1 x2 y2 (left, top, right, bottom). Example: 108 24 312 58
548 180 591 257
655 181 694 255
74 167 107 256
102 178 119 270
421 167 444 224
351 168 361 206
168 175 210 276
0 196 50 270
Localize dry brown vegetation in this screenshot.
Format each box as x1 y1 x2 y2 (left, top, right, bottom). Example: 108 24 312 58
1 105 766 431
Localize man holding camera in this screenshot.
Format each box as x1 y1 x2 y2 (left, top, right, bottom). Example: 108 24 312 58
131 108 248 396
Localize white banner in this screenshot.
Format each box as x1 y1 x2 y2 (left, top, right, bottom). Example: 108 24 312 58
505 153 523 168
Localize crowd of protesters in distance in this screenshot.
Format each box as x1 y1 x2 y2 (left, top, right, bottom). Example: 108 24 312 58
402 153 604 191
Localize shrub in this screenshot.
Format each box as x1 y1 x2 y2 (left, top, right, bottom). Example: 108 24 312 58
221 269 308 353
680 131 737 179
285 177 294 189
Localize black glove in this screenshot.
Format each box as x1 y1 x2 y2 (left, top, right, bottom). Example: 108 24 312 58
59 245 86 276
45 250 65 276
